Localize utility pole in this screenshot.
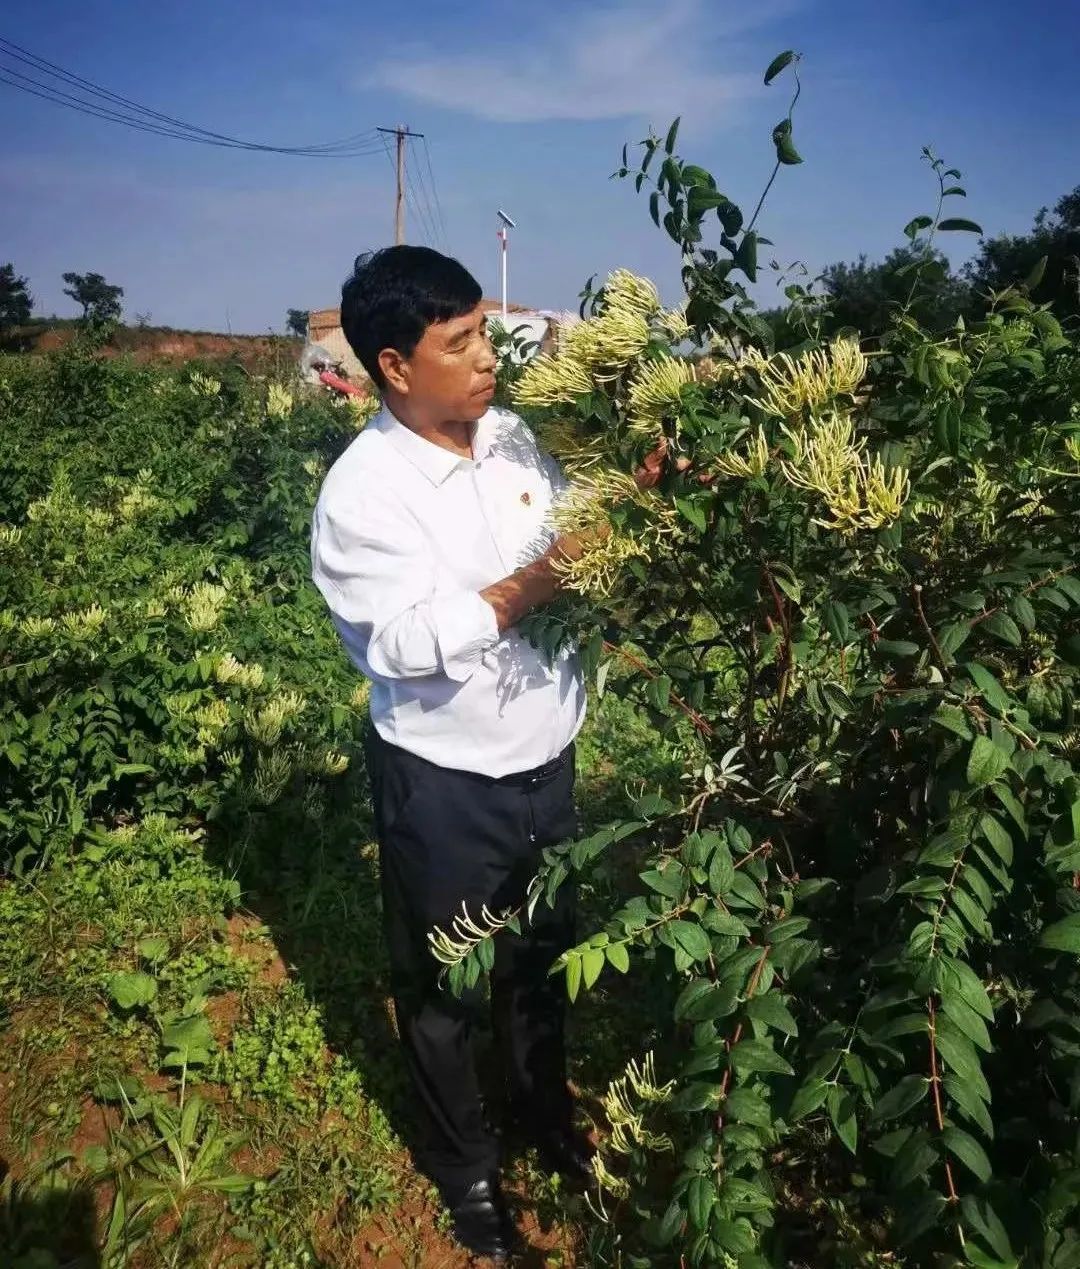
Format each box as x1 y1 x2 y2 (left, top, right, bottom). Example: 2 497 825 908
377 124 424 245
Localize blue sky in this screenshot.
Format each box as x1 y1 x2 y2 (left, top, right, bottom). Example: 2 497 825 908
2 0 1077 333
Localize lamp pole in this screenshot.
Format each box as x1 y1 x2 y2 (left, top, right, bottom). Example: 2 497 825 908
497 209 516 320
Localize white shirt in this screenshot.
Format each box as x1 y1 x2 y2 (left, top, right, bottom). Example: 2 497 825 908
310 404 587 778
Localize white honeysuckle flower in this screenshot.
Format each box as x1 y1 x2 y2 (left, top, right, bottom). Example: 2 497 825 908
266 382 294 419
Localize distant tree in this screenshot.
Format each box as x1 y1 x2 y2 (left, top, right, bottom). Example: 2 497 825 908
965 185 1080 321
62 271 124 323
0 263 33 331
818 245 971 337
286 308 309 338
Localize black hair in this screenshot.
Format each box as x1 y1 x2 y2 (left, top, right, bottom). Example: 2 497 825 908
340 246 482 390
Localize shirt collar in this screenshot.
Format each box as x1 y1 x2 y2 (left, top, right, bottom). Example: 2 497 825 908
374 405 498 486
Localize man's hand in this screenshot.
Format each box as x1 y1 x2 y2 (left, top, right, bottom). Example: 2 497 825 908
634 437 668 490
634 436 716 489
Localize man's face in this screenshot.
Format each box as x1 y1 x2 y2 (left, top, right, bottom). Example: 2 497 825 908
383 303 497 422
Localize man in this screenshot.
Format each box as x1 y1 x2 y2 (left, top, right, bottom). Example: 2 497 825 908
310 245 597 1261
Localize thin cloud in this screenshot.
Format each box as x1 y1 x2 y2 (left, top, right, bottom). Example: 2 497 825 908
365 0 798 124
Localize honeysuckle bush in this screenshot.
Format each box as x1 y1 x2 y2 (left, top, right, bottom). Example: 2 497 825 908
0 342 378 875
438 54 1080 1268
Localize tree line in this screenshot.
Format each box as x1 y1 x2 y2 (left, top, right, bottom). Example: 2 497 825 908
3 183 1076 340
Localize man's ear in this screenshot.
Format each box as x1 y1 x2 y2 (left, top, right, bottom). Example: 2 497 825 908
378 347 409 394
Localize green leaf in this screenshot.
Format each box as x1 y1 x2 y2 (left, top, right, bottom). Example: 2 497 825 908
745 993 798 1036
967 735 1010 787
789 1078 829 1121
938 217 983 233
670 920 713 964
936 1021 985 1090
942 958 995 1021
672 1080 721 1113
939 621 972 658
896 1187 946 1244
136 937 169 963
654 1199 683 1247
688 189 733 216
1041 913 1080 954
766 916 810 944
162 1015 213 1062
664 117 681 155
108 971 157 1010
944 1075 994 1138
891 1132 938 1189
822 599 851 644
728 871 765 910
724 1087 774 1129
771 118 803 165
763 49 796 84
827 1086 858 1154
941 1126 992 1181
687 1174 714 1230
963 1246 1017 1269
978 812 1014 866
876 639 920 657
565 953 581 1003
736 232 758 282
476 935 495 973
606 942 630 973
708 843 735 896
633 791 673 818
1010 594 1036 631
730 1038 794 1077
676 977 740 1023
646 675 673 713
675 496 708 532
1055 576 1080 606
992 784 1027 833
942 994 992 1052
932 703 973 739
701 908 751 937
964 662 1014 713
872 1074 927 1121
822 683 854 718
981 611 1022 648
904 215 934 239
961 1196 1014 1260
581 947 605 989
641 866 684 899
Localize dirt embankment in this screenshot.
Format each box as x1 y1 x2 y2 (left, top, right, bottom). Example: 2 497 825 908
4 323 302 373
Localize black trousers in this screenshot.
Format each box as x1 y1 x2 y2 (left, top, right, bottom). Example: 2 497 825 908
365 727 578 1191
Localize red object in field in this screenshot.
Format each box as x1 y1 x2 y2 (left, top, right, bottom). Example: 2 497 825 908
318 368 365 397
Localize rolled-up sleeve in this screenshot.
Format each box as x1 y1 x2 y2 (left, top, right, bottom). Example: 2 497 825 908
311 486 499 683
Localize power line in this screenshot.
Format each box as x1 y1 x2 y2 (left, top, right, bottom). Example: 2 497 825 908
412 146 445 250
0 35 383 156
421 138 449 247
407 164 438 247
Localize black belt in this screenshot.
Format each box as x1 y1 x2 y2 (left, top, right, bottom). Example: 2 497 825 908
493 746 572 787
368 726 571 787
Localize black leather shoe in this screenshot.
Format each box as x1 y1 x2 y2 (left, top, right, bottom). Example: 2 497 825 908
528 1123 596 1190
443 1175 517 1261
